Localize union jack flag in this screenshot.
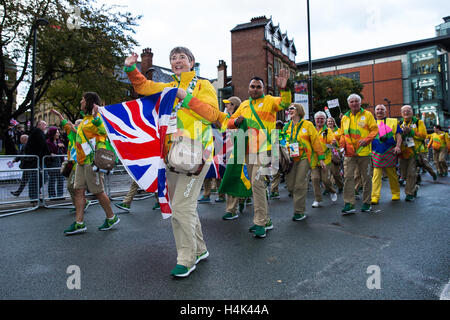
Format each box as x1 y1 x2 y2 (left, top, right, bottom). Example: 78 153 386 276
98 88 178 219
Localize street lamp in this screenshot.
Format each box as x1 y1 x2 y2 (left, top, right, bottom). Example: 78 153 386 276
306 0 313 120
383 98 391 117
30 18 49 128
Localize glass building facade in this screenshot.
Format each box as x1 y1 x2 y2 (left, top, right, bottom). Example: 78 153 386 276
408 46 449 128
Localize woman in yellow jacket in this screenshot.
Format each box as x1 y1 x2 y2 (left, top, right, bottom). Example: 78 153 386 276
326 117 344 192
428 125 449 176
283 103 325 221
63 92 119 235
311 111 338 207
124 48 227 278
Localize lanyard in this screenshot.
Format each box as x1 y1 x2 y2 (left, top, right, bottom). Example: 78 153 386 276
173 74 198 112
290 120 304 142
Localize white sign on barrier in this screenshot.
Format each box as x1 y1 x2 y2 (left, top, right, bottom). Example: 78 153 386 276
0 157 21 180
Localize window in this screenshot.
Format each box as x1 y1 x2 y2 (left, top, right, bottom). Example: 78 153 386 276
337 72 360 82
268 65 273 87
274 58 281 76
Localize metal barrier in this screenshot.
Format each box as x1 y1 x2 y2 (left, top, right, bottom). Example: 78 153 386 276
0 155 40 217
1 155 153 217
106 164 153 201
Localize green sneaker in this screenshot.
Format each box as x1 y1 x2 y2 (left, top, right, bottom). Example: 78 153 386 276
405 195 415 202
152 202 160 210
198 196 211 203
253 225 266 238
222 212 238 220
292 213 307 221
249 219 273 232
270 192 280 199
265 219 274 230
171 264 196 277
341 203 356 215
361 203 372 212
114 202 130 212
98 215 120 231
64 221 87 235
195 251 209 264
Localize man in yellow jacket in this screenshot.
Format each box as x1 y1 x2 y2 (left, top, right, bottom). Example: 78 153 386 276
339 94 378 214
370 104 403 205
399 105 427 201
428 125 449 177
226 71 291 238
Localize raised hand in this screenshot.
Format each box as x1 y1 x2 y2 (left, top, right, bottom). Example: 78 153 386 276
275 68 289 90
50 109 63 121
125 52 138 67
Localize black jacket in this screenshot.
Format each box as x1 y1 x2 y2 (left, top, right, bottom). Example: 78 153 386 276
23 127 50 168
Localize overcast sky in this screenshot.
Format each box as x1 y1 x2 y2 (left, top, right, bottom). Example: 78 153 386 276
97 0 450 80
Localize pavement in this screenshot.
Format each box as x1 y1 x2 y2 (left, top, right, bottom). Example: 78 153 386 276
0 172 449 301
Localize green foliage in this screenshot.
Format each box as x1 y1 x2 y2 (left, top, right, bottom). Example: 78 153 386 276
292 73 364 115
0 0 141 133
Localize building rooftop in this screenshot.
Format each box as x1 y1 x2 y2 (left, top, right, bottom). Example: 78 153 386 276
297 34 450 70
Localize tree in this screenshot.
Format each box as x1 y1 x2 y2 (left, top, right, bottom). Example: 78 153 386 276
0 0 140 136
291 73 364 116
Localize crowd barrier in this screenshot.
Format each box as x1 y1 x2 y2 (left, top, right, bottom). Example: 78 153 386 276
0 155 152 218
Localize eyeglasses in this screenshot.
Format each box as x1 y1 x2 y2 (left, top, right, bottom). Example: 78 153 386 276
288 106 296 111
249 85 262 89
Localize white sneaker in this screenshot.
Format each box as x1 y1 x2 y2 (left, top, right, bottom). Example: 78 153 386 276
330 193 338 202
312 201 321 208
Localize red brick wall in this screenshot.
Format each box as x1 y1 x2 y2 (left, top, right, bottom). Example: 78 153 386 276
232 27 267 100
320 60 403 117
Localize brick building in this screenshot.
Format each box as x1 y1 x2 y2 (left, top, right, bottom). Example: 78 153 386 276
297 17 450 128
231 16 297 102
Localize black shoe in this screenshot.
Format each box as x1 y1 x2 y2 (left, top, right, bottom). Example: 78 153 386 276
11 191 20 197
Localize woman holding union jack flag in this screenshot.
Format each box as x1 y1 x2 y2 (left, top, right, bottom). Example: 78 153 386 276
124 47 228 278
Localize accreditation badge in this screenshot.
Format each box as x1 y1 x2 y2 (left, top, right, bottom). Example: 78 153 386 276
404 136 415 148
167 111 178 134
289 142 300 158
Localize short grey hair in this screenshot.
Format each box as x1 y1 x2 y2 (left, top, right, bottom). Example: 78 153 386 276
314 111 327 119
169 46 195 63
347 93 362 103
375 104 386 111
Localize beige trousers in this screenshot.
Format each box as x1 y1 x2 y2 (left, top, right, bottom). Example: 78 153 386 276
433 148 448 175
270 171 281 193
311 164 336 202
330 161 344 190
399 157 417 196
167 163 209 268
123 180 139 205
226 195 240 214
286 159 310 214
343 156 372 205
246 154 269 227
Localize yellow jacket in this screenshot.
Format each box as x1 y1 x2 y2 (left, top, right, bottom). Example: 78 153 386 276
315 126 336 166
399 117 427 159
75 115 107 165
283 119 324 168
428 132 450 151
126 66 221 156
227 92 291 153
340 108 378 157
